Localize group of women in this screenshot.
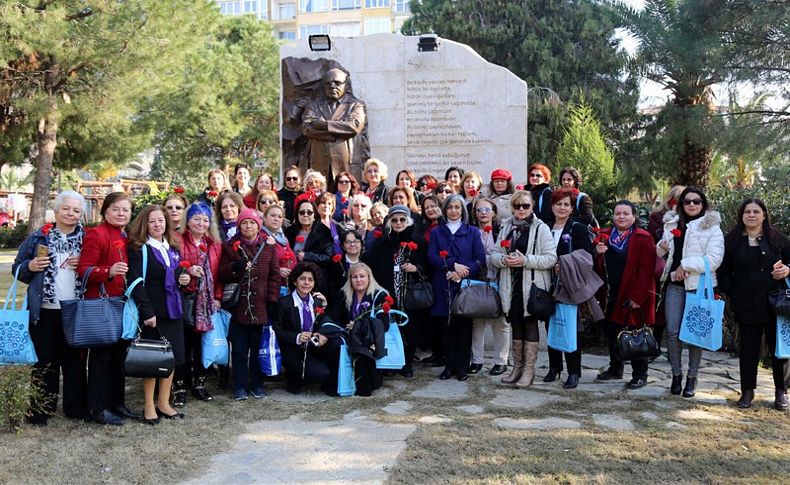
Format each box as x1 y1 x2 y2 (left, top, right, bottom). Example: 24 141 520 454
11 160 790 427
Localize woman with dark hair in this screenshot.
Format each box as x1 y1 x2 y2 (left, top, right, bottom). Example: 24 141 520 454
433 181 456 206
558 167 597 227
364 204 428 378
286 197 334 299
492 191 557 387
271 262 339 395
127 205 188 424
388 186 421 215
444 166 465 190
416 175 438 198
657 187 724 398
243 172 276 209
428 194 486 381
278 165 303 223
13 191 88 425
417 195 443 241
544 188 594 388
332 171 359 222
215 192 244 242
594 200 656 390
717 198 790 410
525 163 553 224
218 208 280 401
77 192 139 425
487 168 514 221
198 168 229 206
231 163 252 195
396 169 417 189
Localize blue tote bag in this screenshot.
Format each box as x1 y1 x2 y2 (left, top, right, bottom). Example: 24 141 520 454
258 325 283 376
375 308 408 370
0 267 37 365
122 244 146 340
202 309 230 368
547 303 578 353
680 258 724 351
776 314 790 359
337 337 356 397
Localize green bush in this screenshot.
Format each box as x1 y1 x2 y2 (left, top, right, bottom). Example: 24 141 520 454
0 366 46 434
0 223 29 250
709 165 790 235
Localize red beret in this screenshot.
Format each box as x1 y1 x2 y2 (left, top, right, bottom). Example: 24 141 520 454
490 168 512 181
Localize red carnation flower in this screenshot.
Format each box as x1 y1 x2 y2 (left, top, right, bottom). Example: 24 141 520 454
591 227 601 234
232 240 242 251
296 235 305 243
667 198 678 210
384 295 395 305
315 306 325 316
468 189 478 197
112 240 126 250
407 241 418 251
173 186 185 194
41 223 54 236
373 229 383 239
439 250 449 258
207 190 218 198
426 182 437 190
500 240 511 249
342 208 349 215
400 242 408 248
671 229 682 237
332 253 343 263
179 260 191 269
382 301 392 314
483 225 493 233
199 243 207 253
341 197 348 204
515 184 525 190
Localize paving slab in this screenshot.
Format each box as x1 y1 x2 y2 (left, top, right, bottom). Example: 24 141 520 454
593 414 635 431
626 385 667 398
665 421 688 430
182 415 415 485
676 409 725 421
411 379 469 400
640 411 659 421
383 401 413 416
489 389 569 409
456 404 485 414
419 415 452 424
494 417 582 430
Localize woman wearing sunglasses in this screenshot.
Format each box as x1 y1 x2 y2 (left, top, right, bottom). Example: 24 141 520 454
286 197 334 306
331 171 359 222
525 163 553 224
657 187 724 398
277 165 303 223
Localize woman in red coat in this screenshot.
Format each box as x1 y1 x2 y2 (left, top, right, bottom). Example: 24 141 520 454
77 192 139 426
593 200 656 390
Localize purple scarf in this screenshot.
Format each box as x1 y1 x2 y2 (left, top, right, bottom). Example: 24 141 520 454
148 245 183 320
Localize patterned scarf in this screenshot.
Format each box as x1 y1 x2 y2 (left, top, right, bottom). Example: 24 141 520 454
608 227 634 254
42 226 83 305
393 246 407 307
194 241 215 332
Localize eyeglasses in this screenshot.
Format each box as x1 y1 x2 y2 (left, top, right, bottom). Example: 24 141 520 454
165 205 184 211
286 176 300 182
513 203 531 210
683 198 703 206
337 179 351 184
475 207 493 213
390 217 407 223
440 189 454 194
298 210 314 216
529 173 544 178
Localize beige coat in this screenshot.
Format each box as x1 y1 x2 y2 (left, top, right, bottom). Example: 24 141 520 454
492 217 557 317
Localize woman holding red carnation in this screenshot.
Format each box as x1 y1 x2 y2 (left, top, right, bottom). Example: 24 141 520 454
657 187 724 397
593 200 657 390
286 198 333 300
364 205 428 378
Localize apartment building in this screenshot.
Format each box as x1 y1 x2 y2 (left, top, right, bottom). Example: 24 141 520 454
215 0 412 41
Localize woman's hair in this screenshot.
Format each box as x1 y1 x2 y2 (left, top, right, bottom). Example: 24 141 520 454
248 173 276 202
420 194 442 222
433 181 455 197
100 192 134 218
725 198 785 251
295 199 318 227
676 186 709 227
487 178 514 196
442 194 469 223
288 262 322 292
528 163 552 183
180 202 220 242
54 190 86 214
417 174 438 191
444 166 465 181
232 163 251 190
388 186 420 213
471 197 497 226
370 202 389 221
331 171 359 194
363 158 389 181
348 193 372 221
342 228 363 245
550 188 575 205
385 211 414 234
613 199 639 225
460 171 483 198
128 205 180 251
510 190 533 209
558 167 582 188
256 189 279 205
215 191 244 227
395 169 417 188
657 185 686 213
316 192 336 212
303 169 327 193
342 262 385 304
207 168 229 190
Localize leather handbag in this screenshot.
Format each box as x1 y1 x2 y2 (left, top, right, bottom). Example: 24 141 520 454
182 289 197 328
525 227 555 320
221 240 268 311
769 277 790 318
617 326 661 361
123 327 175 378
404 271 434 310
451 280 502 319
61 267 124 348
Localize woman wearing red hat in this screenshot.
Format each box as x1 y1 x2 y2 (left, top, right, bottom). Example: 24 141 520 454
488 168 515 221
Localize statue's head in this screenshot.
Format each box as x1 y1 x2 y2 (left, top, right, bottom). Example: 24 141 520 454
323 68 348 101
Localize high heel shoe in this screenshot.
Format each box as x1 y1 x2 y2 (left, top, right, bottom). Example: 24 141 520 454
155 407 185 420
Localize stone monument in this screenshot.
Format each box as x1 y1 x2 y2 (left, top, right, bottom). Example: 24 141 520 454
281 34 528 182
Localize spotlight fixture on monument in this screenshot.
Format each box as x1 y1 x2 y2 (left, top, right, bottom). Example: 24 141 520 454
309 34 331 52
417 34 439 52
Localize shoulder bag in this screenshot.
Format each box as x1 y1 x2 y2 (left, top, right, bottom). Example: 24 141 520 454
123 326 175 378
769 277 790 318
221 240 268 311
404 268 434 311
450 278 502 319
61 267 124 348
526 225 556 320
0 266 37 365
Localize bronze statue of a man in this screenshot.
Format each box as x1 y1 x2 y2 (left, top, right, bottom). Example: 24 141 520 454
301 68 367 180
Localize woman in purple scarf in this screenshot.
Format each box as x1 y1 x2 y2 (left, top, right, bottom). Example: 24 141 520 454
127 205 190 424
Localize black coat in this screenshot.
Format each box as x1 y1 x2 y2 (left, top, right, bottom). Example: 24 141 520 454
331 291 387 360
271 294 334 351
527 183 553 224
555 221 594 257
128 245 179 322
717 232 790 325
363 225 427 306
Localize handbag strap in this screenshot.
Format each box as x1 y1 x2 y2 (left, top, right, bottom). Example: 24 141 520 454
3 265 28 312
134 323 167 342
530 223 539 283
697 256 714 299
250 239 268 265
125 245 148 298
374 308 409 327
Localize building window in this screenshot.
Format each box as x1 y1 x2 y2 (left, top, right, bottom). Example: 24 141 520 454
330 21 361 37
333 0 360 10
364 17 391 35
279 31 297 41
299 24 329 39
243 1 257 13
301 0 330 12
278 4 296 19
365 0 390 7
394 0 409 13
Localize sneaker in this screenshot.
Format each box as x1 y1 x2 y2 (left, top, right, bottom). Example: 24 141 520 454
234 389 249 401
250 387 265 399
625 377 648 389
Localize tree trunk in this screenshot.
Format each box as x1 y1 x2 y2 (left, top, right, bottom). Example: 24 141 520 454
676 139 712 189
28 96 58 235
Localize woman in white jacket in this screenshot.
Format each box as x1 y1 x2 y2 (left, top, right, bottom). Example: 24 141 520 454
492 191 557 388
657 187 724 398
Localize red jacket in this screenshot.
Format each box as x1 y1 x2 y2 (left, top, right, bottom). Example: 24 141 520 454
242 193 257 209
594 227 656 327
218 235 280 325
180 231 223 301
77 222 127 298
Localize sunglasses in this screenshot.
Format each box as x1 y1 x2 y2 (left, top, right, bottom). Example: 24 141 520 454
683 198 703 206
529 173 544 178
298 210 314 216
475 207 493 213
513 203 531 210
165 205 184 211
440 189 454 194
286 176 300 182
337 179 351 184
390 217 407 223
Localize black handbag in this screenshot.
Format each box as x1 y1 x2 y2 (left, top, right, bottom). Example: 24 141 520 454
182 288 197 328
768 277 790 317
221 240 267 311
123 327 175 378
617 326 661 361
404 271 434 310
451 280 502 319
61 267 124 348
525 227 555 320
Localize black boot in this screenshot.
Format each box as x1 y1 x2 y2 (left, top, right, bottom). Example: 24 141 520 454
737 389 754 409
671 374 683 395
217 365 229 390
563 374 579 389
191 376 213 401
775 390 789 410
543 368 561 383
682 377 697 398
172 380 188 408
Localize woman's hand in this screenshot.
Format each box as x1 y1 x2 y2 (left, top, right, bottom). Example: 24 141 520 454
297 251 305 262
213 299 222 310
143 316 157 327
772 261 790 280
670 270 689 282
27 256 50 272
453 263 470 278
346 320 355 330
298 331 312 345
505 253 525 268
178 273 190 286
66 256 79 270
280 267 291 279
658 240 669 252
313 292 327 305
109 262 128 278
595 242 608 255
629 301 641 309
314 333 328 346
189 265 204 278
401 262 417 273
